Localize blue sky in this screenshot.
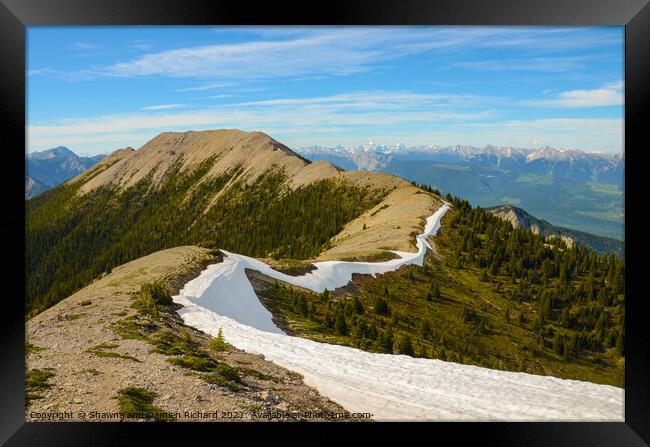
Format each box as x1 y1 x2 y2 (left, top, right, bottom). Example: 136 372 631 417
27 26 624 155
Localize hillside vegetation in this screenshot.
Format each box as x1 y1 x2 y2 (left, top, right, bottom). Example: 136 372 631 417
486 204 623 257
26 156 386 317
253 194 625 387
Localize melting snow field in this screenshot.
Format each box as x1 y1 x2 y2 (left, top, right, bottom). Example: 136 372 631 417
173 203 624 421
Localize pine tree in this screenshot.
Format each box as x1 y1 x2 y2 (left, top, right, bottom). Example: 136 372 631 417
352 296 364 315
334 310 348 335
552 332 564 355
209 326 228 352
374 296 390 316
616 333 624 356
398 335 414 356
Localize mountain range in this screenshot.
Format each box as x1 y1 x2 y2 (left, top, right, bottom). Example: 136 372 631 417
298 142 623 182
297 143 624 240
25 129 624 421
25 146 106 198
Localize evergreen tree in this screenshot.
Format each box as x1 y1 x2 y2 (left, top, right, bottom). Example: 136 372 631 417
616 333 624 356
334 310 348 335
398 335 415 356
433 283 441 302
553 332 564 355
352 296 364 315
209 327 228 352
374 296 390 316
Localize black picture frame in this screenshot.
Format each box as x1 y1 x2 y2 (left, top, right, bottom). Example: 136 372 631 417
2 0 648 444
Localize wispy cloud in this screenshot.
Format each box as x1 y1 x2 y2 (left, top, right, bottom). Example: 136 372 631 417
130 40 153 51
28 89 495 149
27 27 624 154
141 104 187 110
32 88 624 152
450 56 599 72
67 41 98 50
452 117 623 152
173 82 234 92
232 90 502 111
190 94 235 100
98 28 621 81
522 81 623 107
27 67 98 81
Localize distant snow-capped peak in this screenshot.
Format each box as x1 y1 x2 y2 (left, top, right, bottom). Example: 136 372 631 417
297 142 617 162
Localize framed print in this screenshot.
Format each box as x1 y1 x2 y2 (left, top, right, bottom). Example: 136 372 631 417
2 0 649 444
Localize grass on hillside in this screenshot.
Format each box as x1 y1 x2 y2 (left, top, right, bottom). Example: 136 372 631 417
26 368 55 404
116 387 175 422
112 316 247 391
132 281 173 318
26 341 45 356
256 208 624 387
86 342 141 362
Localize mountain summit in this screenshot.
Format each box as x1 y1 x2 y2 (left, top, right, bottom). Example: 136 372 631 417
77 130 323 195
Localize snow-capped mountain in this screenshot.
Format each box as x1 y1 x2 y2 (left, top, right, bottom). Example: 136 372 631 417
297 143 623 184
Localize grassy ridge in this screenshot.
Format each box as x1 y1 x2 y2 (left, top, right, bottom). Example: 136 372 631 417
26 158 385 317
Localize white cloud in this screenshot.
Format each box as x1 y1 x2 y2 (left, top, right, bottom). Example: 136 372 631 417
27 67 98 81
28 112 623 155
141 104 187 110
67 42 97 50
456 117 623 152
231 90 501 112
30 87 624 154
28 89 495 153
522 82 623 108
97 27 622 81
450 56 598 72
173 82 234 92
130 41 153 51
190 94 235 100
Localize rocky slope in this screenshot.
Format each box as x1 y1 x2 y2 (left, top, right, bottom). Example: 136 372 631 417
26 147 105 198
486 205 623 257
25 246 351 422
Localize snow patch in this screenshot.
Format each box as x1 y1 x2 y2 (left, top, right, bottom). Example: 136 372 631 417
173 202 624 421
